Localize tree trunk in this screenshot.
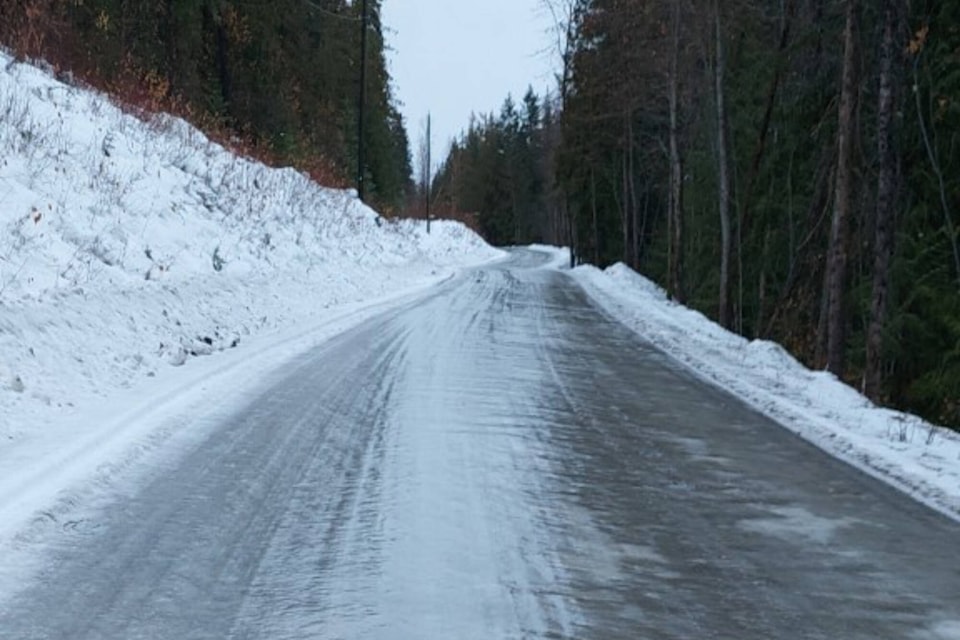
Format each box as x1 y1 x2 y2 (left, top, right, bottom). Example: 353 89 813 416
638 187 649 266
734 0 794 332
865 0 900 401
163 0 177 91
621 122 630 265
913 39 960 287
668 0 685 302
204 3 231 109
714 0 731 328
823 0 859 376
627 117 639 268
738 0 794 238
591 168 600 264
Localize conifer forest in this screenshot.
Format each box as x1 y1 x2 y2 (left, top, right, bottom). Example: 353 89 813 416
0 0 412 211
2 0 960 430
432 0 960 429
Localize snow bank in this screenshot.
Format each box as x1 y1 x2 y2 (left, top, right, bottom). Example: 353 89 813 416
574 262 960 521
526 244 571 270
0 51 500 459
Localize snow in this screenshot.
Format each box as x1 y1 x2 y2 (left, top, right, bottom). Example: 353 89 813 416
2 42 959 606
573 261 960 522
526 244 571 270
738 506 857 545
0 51 502 546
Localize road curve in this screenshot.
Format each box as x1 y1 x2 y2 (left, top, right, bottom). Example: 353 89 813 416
2 249 960 639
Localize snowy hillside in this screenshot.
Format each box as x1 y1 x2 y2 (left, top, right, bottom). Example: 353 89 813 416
0 51 502 446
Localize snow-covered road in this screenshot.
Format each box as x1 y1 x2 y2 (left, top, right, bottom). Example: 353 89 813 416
2 249 960 639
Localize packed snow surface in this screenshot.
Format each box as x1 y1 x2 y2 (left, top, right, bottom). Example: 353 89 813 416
573 260 960 521
0 51 502 540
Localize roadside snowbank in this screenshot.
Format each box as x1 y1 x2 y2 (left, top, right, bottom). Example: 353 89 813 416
527 244 571 270
0 51 501 536
574 262 960 521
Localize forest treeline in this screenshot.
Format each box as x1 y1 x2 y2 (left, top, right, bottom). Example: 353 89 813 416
433 0 960 428
0 0 412 211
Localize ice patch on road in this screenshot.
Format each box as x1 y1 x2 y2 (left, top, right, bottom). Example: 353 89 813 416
617 542 669 566
739 506 857 545
913 620 960 640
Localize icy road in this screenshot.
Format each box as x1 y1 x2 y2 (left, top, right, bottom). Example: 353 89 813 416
3 250 960 639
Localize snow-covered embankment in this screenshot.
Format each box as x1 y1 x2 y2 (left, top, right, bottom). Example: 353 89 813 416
0 51 501 526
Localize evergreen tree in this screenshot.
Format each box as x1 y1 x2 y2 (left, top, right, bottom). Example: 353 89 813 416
0 0 413 211
434 0 960 429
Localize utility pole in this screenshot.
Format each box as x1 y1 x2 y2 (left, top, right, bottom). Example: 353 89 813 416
426 112 431 234
357 0 368 202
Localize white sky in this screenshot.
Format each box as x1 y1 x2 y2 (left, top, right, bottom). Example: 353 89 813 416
381 1 558 176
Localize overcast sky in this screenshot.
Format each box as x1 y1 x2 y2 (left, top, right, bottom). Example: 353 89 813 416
381 1 558 176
